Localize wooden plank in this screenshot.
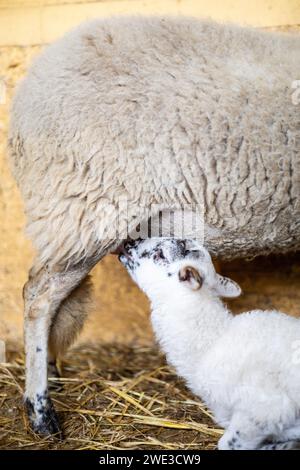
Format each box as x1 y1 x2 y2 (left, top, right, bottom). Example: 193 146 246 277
0 0 300 46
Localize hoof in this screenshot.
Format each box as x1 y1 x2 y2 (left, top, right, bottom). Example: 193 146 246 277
25 392 63 438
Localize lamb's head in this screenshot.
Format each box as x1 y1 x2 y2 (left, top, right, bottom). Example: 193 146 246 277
119 238 241 300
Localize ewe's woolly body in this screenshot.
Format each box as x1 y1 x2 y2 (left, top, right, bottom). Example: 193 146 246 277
8 16 300 265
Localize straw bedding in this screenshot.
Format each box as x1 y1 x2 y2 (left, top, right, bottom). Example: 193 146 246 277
0 345 221 450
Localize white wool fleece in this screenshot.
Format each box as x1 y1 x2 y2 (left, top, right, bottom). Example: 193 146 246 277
8 16 300 266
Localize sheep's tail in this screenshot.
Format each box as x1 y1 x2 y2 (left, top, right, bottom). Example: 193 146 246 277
48 275 93 359
260 440 300 450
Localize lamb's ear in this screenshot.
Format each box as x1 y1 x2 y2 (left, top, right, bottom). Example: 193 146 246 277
214 274 241 298
178 266 203 291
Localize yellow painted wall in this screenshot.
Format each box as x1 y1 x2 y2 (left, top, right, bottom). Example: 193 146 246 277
0 0 300 46
0 1 300 352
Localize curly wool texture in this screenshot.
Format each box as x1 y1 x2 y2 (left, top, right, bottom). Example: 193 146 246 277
8 16 300 264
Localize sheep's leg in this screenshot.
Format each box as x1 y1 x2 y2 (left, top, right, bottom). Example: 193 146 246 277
48 275 93 367
218 413 266 450
48 355 60 379
47 209 149 366
23 266 61 436
218 413 300 450
260 440 300 450
218 429 246 450
258 423 300 450
23 261 94 436
46 275 94 391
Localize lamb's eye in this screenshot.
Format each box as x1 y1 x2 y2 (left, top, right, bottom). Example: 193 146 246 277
154 249 165 261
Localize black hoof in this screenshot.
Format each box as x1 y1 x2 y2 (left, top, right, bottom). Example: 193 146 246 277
25 392 63 439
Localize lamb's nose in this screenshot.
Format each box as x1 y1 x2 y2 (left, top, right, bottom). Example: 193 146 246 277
120 243 133 259
118 250 132 263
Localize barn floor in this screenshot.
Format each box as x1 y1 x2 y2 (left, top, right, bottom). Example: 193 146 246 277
0 345 220 450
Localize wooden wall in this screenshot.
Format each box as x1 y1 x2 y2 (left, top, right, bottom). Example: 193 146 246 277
0 0 300 46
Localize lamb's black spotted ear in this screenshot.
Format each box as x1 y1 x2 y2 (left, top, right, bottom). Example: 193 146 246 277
214 274 241 298
178 266 203 290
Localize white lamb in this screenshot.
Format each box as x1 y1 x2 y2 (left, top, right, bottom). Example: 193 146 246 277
119 238 300 450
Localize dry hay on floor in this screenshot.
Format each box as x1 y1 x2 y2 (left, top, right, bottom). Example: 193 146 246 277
0 344 221 450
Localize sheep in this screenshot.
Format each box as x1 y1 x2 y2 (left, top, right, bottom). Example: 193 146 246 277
7 15 300 435
119 237 300 450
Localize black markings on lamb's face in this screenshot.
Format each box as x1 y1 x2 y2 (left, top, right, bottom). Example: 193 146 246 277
119 256 140 272
140 239 187 266
118 239 139 270
119 238 206 275
185 250 203 260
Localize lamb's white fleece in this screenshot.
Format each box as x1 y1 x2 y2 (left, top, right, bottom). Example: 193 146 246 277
120 238 300 450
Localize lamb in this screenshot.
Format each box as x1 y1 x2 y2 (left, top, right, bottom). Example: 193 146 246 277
119 238 300 450
7 16 300 435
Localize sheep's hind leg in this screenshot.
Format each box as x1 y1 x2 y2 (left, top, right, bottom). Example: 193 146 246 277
218 413 267 450
259 423 300 450
260 440 300 450
48 275 93 383
23 261 94 437
218 429 247 450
